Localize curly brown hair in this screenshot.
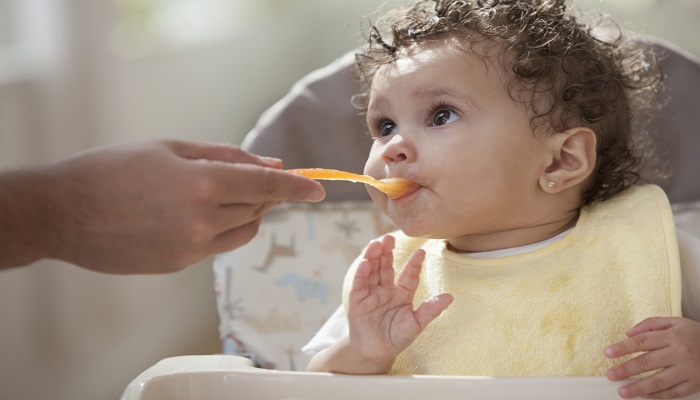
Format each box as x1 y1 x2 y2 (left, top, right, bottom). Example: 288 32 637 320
353 0 663 203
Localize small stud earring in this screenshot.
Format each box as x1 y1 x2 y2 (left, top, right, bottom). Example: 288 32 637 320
547 181 555 188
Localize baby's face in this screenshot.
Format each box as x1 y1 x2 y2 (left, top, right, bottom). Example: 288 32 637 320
363 40 557 250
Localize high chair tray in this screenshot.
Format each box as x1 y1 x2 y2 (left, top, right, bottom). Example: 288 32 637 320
123 355 700 400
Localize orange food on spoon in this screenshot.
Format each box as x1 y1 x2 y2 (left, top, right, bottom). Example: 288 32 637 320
289 168 418 199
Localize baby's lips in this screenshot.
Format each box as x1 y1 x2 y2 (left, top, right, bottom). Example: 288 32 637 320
380 177 420 199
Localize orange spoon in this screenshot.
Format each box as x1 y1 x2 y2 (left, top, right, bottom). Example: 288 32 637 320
289 168 418 199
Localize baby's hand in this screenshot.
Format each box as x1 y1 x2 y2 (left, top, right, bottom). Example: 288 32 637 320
605 317 700 399
347 234 453 370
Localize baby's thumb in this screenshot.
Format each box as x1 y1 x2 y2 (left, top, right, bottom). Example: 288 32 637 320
415 293 453 330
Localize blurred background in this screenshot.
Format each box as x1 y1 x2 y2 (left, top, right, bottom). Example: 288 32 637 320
0 1 698 399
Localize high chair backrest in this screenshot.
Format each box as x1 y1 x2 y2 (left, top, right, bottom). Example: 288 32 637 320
213 52 388 371
239 41 700 204
647 40 700 204
241 51 370 202
213 40 700 371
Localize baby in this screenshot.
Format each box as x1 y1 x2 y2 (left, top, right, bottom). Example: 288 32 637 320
304 0 700 399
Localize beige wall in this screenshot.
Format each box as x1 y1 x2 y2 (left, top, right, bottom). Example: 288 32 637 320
0 1 399 400
578 0 700 58
0 1 698 400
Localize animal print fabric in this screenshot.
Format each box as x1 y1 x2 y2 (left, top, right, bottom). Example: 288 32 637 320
213 202 395 370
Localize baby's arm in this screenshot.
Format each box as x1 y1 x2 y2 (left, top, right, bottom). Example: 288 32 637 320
306 235 453 374
605 317 700 399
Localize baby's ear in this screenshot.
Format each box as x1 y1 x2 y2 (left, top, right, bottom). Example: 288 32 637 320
539 127 597 193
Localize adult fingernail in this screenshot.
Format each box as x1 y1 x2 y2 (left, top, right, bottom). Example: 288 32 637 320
307 190 325 202
261 157 282 168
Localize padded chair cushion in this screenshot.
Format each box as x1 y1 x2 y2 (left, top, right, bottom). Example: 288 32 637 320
647 40 700 203
673 201 700 238
241 51 370 202
213 202 395 370
242 43 700 204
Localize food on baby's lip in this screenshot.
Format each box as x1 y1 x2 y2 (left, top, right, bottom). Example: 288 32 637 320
288 168 418 199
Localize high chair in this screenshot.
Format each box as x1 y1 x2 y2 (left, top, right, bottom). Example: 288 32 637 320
123 40 700 400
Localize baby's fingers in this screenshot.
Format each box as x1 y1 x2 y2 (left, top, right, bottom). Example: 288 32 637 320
626 317 681 338
641 380 699 400
357 235 396 287
616 368 688 399
605 331 669 359
395 249 426 293
607 345 674 381
361 234 395 261
351 259 376 301
414 293 454 330
378 235 396 286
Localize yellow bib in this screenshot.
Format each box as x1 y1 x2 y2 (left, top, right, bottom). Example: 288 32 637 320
343 185 681 376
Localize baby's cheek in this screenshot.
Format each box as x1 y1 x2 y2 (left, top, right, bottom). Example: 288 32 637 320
363 154 384 177
367 188 388 209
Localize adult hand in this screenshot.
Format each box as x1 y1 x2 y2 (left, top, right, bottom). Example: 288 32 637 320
0 139 325 274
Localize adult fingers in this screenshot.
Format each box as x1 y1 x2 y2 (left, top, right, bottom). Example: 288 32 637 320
166 139 327 203
215 163 325 203
208 217 264 254
209 202 280 237
168 139 282 168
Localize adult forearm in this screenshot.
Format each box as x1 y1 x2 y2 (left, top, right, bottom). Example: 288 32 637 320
0 166 57 269
0 139 326 274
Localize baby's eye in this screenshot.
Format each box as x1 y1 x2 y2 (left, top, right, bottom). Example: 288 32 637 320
377 120 397 137
432 109 459 126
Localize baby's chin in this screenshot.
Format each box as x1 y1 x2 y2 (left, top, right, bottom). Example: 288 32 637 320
391 221 443 239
